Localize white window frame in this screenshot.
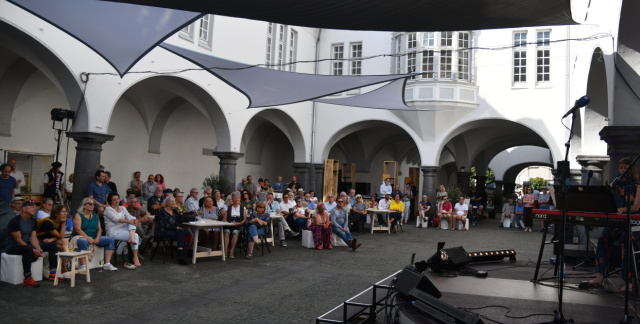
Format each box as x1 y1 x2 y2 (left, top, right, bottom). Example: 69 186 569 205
407 33 417 78
513 31 528 83
197 15 213 50
350 42 362 75
266 23 274 66
179 23 194 42
394 35 403 74
288 29 297 72
331 44 344 76
277 25 286 70
457 32 470 81
536 30 551 82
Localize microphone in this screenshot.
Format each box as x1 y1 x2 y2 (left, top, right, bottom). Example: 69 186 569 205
586 170 594 185
562 95 590 118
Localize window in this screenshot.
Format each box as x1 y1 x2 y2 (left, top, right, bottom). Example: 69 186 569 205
288 29 297 72
421 50 435 78
536 31 550 82
265 23 273 65
331 44 344 75
394 35 403 74
179 24 193 42
513 32 527 83
457 32 470 80
423 32 435 47
197 15 213 49
439 50 452 79
277 25 285 70
350 43 362 75
407 33 417 78
441 31 453 46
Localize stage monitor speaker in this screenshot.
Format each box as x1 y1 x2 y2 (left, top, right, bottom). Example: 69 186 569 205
394 268 442 299
411 288 484 324
428 246 472 272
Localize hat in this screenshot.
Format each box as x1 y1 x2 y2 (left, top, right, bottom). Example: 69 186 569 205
384 192 391 196
317 203 325 209
51 161 62 168
22 200 41 207
297 188 304 192
12 197 24 202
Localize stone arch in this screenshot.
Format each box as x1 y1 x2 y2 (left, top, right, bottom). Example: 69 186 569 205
0 20 89 133
242 109 306 163
115 75 231 153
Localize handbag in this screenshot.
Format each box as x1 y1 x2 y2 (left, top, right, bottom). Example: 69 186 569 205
178 211 197 223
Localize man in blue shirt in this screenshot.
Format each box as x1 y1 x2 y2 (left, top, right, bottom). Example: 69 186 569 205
87 170 109 215
272 176 287 193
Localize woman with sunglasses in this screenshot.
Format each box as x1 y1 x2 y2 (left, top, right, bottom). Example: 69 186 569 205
72 197 118 271
240 190 255 211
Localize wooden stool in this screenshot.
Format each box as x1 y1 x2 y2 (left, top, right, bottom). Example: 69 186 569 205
55 251 92 287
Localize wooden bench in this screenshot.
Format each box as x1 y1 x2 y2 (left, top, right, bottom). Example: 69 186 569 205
316 270 401 323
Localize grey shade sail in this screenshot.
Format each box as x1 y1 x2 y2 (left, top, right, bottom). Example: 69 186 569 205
315 79 416 110
8 0 204 76
105 0 576 32
160 43 416 108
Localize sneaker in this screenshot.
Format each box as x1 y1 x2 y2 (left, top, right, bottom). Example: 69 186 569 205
22 276 39 288
123 262 137 270
316 245 323 250
280 240 287 247
103 263 118 271
48 273 67 282
289 230 299 238
327 244 334 250
78 265 87 271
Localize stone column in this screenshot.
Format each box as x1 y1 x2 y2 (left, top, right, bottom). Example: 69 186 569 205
311 163 324 198
493 180 504 198
420 166 440 201
211 152 244 191
474 175 488 191
292 163 311 192
576 155 609 185
457 171 472 193
600 126 640 182
552 161 582 186
67 132 114 212
503 182 516 198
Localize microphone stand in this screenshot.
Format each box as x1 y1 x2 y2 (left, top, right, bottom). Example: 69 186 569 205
551 105 579 324
610 153 640 324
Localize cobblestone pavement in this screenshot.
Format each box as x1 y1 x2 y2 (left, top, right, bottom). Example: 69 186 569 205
0 217 555 323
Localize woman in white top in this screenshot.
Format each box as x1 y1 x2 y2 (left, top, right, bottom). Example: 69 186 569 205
103 192 142 268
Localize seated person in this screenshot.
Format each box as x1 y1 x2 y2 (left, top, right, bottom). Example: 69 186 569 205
310 204 332 250
501 198 515 228
72 198 118 271
265 192 298 247
246 202 270 258
453 197 468 230
514 199 524 229
376 192 392 225
199 196 225 249
466 186 487 217
224 192 248 259
330 197 361 251
156 196 188 265
36 205 70 274
293 196 311 231
103 193 142 268
389 193 404 233
36 198 54 220
436 196 453 229
351 195 368 234
7 200 61 286
417 195 431 228
124 195 152 240
147 187 164 216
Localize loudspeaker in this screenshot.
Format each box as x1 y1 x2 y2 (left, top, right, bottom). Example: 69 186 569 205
394 268 442 299
411 288 484 324
428 246 472 272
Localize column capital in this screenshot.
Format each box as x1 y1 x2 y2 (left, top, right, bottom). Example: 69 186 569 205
576 155 609 170
420 166 440 174
211 151 244 161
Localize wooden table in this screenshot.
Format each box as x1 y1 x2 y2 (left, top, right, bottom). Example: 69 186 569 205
366 209 391 234
181 219 231 264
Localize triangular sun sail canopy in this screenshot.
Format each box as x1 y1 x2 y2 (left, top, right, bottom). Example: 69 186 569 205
8 0 204 76
160 43 416 108
315 79 418 111
105 0 576 32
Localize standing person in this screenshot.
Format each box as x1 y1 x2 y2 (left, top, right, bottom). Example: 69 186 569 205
142 174 156 202
129 171 143 198
436 185 448 206
0 163 16 205
453 197 469 231
86 170 109 215
389 193 404 233
380 178 392 197
65 173 74 202
273 176 287 193
402 183 414 224
310 204 332 250
330 197 361 251
522 187 535 232
7 158 25 195
288 175 302 191
417 195 431 228
43 162 64 202
103 193 142 269
537 187 551 231
105 171 118 194
6 199 61 286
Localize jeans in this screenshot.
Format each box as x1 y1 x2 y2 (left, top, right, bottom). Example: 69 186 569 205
6 242 58 277
248 224 266 240
77 236 115 251
332 226 353 246
294 217 308 230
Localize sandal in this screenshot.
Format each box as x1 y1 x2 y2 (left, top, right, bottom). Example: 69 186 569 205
229 253 235 259
245 254 253 259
